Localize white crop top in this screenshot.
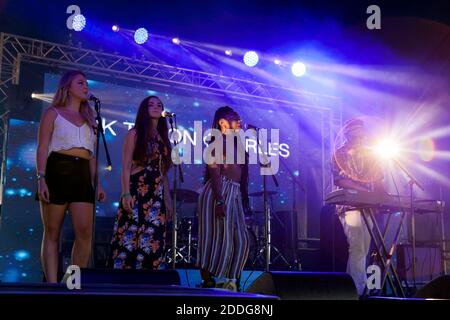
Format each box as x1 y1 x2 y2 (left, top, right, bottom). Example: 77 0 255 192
48 108 95 155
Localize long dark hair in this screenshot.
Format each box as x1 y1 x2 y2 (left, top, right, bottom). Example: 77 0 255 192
203 106 234 184
132 96 172 173
203 106 250 211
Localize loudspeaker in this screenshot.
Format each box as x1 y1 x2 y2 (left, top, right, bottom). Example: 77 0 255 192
77 268 181 286
414 275 450 299
245 271 358 300
397 244 442 283
319 205 348 272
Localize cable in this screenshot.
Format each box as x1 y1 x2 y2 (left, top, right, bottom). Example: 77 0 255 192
185 268 191 288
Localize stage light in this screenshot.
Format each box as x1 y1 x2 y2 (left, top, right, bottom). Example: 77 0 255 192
72 14 86 32
243 51 259 67
374 138 400 159
291 62 306 77
225 49 233 56
274 59 282 65
134 28 148 44
112 25 120 32
172 37 181 45
29 93 55 103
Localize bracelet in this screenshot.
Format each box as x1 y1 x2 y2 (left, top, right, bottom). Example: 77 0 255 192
121 192 131 198
36 172 46 180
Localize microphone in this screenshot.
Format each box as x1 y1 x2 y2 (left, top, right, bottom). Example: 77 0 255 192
88 92 100 103
161 111 176 118
242 122 260 130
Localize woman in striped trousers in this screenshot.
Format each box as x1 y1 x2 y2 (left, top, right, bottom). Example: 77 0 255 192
197 106 250 291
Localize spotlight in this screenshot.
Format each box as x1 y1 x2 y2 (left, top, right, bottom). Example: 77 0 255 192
112 25 120 32
274 59 282 65
225 49 233 56
172 37 181 45
31 93 37 99
374 138 400 160
134 28 148 45
243 51 259 67
291 62 306 77
72 14 86 32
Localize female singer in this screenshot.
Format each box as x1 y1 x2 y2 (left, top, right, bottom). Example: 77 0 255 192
109 96 173 269
36 70 106 283
197 106 250 291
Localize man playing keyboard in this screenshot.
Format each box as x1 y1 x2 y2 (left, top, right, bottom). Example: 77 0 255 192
332 118 384 296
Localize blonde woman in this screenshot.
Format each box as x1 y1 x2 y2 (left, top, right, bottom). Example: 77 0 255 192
36 70 106 283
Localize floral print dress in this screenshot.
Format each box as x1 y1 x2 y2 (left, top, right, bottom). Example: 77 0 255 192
109 139 167 269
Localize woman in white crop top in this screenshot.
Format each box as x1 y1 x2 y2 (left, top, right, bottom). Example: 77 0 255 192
36 70 106 283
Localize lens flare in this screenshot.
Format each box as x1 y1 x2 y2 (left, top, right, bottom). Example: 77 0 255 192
418 138 435 162
374 138 400 159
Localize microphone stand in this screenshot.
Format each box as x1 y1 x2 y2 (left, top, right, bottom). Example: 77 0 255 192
90 97 112 267
168 115 184 269
252 128 281 272
393 158 424 291
280 159 305 271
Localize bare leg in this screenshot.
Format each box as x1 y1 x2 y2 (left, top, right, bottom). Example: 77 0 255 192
69 202 94 268
40 202 67 283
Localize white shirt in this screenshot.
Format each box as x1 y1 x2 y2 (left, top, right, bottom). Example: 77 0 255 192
48 108 95 155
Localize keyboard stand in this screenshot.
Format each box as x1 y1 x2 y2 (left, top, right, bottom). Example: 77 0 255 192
361 208 406 298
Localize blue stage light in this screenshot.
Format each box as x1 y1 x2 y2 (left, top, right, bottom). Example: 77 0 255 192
243 51 259 67
112 25 120 32
291 62 306 77
134 28 148 45
72 14 86 32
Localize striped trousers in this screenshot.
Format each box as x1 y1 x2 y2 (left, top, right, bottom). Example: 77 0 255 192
197 176 250 279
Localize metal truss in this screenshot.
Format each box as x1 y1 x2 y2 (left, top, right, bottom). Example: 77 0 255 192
0 32 342 224
0 32 341 110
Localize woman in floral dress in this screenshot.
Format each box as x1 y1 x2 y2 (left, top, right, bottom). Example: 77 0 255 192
109 96 173 269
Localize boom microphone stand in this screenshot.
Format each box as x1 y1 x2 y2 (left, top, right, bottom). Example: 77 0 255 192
393 158 424 291
167 115 184 269
248 127 290 271
280 159 305 271
90 97 112 267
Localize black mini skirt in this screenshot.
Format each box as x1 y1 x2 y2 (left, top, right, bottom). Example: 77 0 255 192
35 152 95 205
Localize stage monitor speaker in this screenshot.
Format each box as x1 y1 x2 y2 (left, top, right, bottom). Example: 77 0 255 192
77 268 181 286
245 271 358 300
414 275 450 299
397 244 442 283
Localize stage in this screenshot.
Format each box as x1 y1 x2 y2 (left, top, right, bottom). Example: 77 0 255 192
1 1 450 307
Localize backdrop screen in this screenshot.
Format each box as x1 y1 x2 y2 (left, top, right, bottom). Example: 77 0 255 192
0 72 328 282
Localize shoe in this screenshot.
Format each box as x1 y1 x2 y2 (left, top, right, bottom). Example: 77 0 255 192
220 280 237 292
201 277 216 288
